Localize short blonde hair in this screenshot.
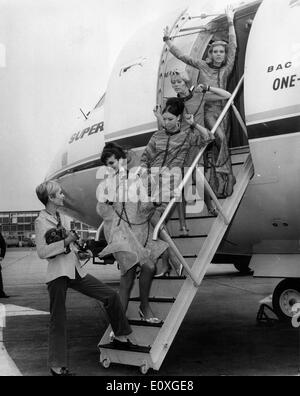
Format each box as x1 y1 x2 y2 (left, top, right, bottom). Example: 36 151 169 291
170 69 193 89
36 180 61 206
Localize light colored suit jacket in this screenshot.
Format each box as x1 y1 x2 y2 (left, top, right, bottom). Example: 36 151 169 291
35 210 86 283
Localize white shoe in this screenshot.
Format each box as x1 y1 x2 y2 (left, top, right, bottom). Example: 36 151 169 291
109 331 115 342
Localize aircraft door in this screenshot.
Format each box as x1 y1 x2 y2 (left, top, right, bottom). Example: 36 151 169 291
157 15 213 106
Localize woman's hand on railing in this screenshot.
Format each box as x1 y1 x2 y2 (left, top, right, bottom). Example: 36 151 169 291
184 113 195 126
197 84 210 93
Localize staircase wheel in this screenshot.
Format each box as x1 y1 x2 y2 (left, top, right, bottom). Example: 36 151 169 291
140 363 149 375
101 357 111 369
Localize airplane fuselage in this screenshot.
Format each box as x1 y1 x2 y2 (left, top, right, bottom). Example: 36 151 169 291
46 0 300 277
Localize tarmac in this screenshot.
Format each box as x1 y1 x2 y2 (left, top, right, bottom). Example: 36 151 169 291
0 247 299 376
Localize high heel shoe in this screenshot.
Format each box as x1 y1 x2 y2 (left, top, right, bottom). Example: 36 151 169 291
178 263 184 276
179 226 189 237
207 206 218 216
226 175 236 197
109 331 115 342
50 367 75 376
154 258 173 278
154 268 171 278
138 307 162 324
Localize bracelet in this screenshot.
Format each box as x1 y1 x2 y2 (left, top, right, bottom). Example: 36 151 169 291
228 21 234 26
202 84 210 92
163 36 170 42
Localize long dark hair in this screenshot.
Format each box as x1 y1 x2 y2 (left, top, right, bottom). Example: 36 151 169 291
163 97 185 117
100 142 127 165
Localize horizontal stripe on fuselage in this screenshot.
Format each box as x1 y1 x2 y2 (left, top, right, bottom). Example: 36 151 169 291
107 131 155 149
247 115 300 140
246 105 300 125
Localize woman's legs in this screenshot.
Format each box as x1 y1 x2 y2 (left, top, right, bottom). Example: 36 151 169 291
192 169 217 215
177 201 188 235
156 250 172 277
139 262 157 319
119 266 137 312
214 126 235 196
205 110 235 197
150 210 180 275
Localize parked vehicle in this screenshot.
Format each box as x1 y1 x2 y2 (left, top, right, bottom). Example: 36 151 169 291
19 237 35 247
5 235 19 247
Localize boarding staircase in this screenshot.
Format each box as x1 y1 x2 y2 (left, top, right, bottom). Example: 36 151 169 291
98 76 254 374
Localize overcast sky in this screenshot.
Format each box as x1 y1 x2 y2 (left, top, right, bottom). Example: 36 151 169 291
0 0 227 212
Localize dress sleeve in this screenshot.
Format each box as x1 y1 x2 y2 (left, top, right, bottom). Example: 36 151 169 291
169 44 207 72
140 133 157 169
225 23 237 75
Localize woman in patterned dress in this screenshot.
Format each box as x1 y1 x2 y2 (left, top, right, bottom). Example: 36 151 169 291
97 143 169 323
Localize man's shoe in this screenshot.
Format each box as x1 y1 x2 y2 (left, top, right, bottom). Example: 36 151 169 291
0 293 9 298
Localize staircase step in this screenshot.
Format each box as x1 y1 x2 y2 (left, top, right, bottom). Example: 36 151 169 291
129 297 176 303
168 216 214 237
100 324 161 347
170 205 218 220
131 277 185 299
127 301 174 321
230 149 249 164
173 234 207 240
172 236 206 256
99 343 151 353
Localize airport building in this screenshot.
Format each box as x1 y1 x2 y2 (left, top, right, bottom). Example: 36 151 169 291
0 211 96 246
69 219 96 240
0 210 40 245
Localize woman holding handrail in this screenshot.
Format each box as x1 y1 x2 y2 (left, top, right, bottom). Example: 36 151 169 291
163 5 237 198
167 70 231 215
